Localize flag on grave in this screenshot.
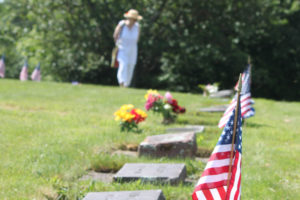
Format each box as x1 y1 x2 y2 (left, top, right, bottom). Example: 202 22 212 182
218 65 255 128
0 55 6 78
234 64 251 94
192 96 243 200
20 61 28 81
31 62 41 81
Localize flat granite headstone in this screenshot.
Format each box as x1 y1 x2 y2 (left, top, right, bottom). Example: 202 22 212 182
83 190 165 200
113 163 186 185
198 105 229 112
209 89 233 98
166 125 204 134
80 171 114 183
138 132 197 158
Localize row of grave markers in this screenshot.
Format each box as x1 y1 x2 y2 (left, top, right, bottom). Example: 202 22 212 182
83 125 206 200
84 69 252 199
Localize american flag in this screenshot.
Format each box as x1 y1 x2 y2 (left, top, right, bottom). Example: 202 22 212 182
234 65 251 94
218 66 255 128
20 61 28 81
31 63 41 81
0 55 5 78
192 102 242 200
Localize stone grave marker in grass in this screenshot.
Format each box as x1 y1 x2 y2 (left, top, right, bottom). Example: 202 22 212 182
209 89 233 98
138 132 197 158
113 163 186 185
166 125 205 134
198 104 229 113
83 190 165 200
80 171 114 183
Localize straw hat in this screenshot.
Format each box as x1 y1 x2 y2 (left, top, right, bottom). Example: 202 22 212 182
124 9 143 20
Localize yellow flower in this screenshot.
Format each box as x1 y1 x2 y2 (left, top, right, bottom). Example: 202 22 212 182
135 108 147 118
144 89 159 100
123 113 135 122
120 104 134 111
114 109 127 121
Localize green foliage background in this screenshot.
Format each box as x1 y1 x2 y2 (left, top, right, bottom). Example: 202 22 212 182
0 0 299 100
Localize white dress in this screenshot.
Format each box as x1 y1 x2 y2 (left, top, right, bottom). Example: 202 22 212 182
117 20 139 87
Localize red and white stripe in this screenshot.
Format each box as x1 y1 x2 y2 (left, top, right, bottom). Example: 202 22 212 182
226 151 242 200
31 68 41 81
192 144 241 200
19 66 28 81
192 144 232 200
218 93 253 128
0 59 5 78
234 73 245 91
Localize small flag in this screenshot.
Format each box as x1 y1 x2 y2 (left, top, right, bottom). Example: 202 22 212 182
19 61 28 81
192 101 242 200
219 65 255 128
218 93 254 128
234 65 251 94
31 62 41 81
0 55 6 78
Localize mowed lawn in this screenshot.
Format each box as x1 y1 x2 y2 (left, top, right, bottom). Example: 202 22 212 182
0 79 299 200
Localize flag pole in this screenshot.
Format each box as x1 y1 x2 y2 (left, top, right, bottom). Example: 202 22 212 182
248 55 251 65
226 74 242 194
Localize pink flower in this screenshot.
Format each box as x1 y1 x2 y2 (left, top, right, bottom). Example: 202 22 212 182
164 92 173 104
145 94 163 110
145 94 155 110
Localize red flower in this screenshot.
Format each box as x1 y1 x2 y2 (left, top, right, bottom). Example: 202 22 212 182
170 99 185 114
130 109 146 124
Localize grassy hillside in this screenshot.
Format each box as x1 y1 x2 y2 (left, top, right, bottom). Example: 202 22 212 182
0 79 299 199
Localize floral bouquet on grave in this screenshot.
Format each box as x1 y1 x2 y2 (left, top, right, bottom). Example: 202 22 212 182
198 83 219 96
114 104 147 132
144 90 185 124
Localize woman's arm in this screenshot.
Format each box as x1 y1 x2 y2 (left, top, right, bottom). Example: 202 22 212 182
113 24 122 43
137 26 141 42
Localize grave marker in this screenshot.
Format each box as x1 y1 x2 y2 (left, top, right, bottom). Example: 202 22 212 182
198 105 229 112
83 190 165 200
209 89 233 98
166 125 204 134
113 163 186 185
138 132 197 158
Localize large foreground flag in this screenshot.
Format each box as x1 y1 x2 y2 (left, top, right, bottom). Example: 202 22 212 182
31 62 41 81
218 65 255 128
0 55 5 78
192 101 242 200
19 61 28 81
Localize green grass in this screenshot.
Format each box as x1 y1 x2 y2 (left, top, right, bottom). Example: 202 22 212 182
0 79 299 199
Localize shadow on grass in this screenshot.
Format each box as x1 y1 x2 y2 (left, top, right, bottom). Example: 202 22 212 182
244 121 270 128
176 112 221 126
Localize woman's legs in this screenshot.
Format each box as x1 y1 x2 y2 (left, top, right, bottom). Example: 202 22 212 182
117 59 128 87
118 48 137 87
124 63 135 87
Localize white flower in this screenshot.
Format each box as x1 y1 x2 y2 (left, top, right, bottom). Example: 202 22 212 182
164 104 171 110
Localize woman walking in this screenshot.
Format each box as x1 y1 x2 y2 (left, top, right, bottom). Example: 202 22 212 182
113 9 142 87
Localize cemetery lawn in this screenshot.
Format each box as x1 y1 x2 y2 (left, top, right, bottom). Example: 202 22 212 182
0 79 299 200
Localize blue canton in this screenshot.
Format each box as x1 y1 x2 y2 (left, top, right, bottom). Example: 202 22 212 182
241 65 251 95
217 101 243 154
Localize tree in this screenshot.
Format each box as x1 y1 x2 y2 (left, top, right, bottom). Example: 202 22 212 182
0 0 299 99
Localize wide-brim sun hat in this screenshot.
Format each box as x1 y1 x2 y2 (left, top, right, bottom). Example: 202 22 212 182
124 9 143 20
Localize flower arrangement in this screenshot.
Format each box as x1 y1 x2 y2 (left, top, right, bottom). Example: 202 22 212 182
198 83 219 96
114 104 147 132
144 90 185 124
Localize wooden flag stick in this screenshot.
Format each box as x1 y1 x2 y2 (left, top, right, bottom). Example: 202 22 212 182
226 74 243 193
